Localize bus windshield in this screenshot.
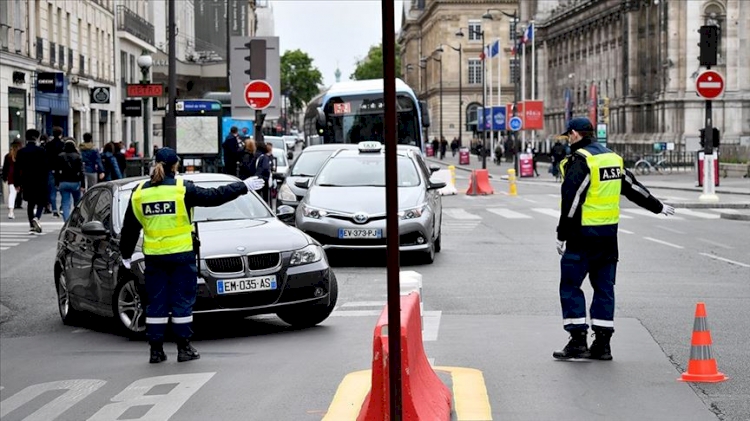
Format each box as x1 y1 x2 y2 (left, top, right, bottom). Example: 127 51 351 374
323 94 420 147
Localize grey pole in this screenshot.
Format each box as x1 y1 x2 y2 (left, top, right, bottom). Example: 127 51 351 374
165 0 177 150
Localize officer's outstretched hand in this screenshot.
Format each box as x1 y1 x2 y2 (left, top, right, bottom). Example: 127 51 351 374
660 204 675 216
556 240 566 256
243 176 265 191
121 258 132 269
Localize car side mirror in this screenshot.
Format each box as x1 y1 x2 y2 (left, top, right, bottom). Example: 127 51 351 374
81 220 110 238
429 165 441 174
428 178 446 190
294 179 310 189
273 172 286 182
276 205 296 224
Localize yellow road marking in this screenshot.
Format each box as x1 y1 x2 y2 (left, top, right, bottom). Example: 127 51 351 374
322 366 492 420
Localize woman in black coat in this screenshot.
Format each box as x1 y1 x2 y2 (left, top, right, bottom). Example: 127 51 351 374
13 129 49 233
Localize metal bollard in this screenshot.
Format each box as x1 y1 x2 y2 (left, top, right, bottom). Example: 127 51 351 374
448 165 456 188
508 168 518 196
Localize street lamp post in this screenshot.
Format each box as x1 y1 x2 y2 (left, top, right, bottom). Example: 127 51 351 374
448 33 463 147
466 25 487 169
137 51 153 159
422 46 444 144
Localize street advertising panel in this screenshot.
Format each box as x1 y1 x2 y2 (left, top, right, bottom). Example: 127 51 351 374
519 153 535 177
492 106 506 131
506 102 524 130
484 108 492 131
459 148 470 165
176 116 220 154
524 100 544 130
426 144 434 157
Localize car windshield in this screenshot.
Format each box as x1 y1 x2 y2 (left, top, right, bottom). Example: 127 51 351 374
116 180 273 228
314 155 420 187
291 150 334 176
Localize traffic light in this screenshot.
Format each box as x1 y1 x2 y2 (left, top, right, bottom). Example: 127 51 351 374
244 39 267 80
699 127 720 149
698 25 719 66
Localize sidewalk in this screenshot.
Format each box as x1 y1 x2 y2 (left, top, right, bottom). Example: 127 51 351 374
426 154 750 196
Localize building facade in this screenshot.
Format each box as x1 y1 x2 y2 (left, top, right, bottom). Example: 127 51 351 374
399 0 521 146
532 0 750 151
1 0 118 158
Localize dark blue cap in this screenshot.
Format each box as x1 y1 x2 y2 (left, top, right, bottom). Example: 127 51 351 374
561 117 594 136
155 147 179 166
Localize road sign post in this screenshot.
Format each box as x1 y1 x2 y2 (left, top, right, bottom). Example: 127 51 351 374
695 69 724 203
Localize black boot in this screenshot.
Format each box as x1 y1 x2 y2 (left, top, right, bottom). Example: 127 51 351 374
177 339 200 362
149 342 167 364
588 329 613 360
553 330 590 360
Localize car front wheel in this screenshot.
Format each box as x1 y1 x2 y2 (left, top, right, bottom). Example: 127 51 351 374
112 278 146 336
276 273 338 328
56 269 83 325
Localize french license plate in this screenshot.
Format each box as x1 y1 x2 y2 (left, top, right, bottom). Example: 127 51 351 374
217 276 277 294
338 229 382 239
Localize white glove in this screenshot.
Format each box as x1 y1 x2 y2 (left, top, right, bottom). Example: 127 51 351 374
556 240 566 256
243 176 265 191
661 204 675 216
121 258 132 269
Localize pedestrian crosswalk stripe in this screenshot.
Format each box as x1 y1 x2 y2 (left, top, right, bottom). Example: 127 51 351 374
676 209 720 219
0 242 20 247
531 208 560 218
487 208 532 219
444 208 481 220
622 208 685 220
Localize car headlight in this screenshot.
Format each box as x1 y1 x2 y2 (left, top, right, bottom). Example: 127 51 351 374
278 183 296 202
301 204 328 219
398 204 427 220
290 244 323 266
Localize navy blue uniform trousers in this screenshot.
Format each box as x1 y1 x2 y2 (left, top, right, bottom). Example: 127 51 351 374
560 235 618 333
144 252 198 342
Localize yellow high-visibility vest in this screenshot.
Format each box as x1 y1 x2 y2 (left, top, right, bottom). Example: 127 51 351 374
560 147 624 226
131 177 194 255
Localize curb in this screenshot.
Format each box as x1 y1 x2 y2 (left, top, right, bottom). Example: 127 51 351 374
664 201 750 209
642 185 750 196
719 212 750 221
0 303 12 324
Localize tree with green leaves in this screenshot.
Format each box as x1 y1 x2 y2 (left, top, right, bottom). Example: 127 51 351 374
350 42 402 81
280 49 324 115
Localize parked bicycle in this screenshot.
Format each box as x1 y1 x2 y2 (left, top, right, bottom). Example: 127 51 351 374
634 153 672 175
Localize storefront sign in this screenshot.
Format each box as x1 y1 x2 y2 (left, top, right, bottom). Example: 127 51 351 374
122 100 143 117
91 87 111 104
37 72 64 93
126 83 164 97
12 71 26 84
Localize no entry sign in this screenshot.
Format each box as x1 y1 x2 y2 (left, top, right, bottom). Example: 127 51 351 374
244 80 274 110
695 70 724 99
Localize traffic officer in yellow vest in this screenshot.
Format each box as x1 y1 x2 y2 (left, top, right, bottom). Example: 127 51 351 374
553 117 675 361
119 147 265 364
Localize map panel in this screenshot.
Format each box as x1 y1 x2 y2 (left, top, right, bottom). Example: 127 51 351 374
176 116 219 154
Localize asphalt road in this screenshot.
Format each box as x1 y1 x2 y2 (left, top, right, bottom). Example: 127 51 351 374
1 176 749 420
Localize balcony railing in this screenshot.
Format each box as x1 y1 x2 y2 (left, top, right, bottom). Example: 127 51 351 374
116 5 154 45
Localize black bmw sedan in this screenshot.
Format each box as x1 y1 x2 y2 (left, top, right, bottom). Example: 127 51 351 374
54 173 337 336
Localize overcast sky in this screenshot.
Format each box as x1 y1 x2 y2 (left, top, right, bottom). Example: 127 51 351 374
271 0 404 86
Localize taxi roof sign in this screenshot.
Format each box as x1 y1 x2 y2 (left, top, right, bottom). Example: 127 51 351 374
358 141 383 152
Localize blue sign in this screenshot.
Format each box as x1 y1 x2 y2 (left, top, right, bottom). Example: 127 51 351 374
179 100 221 112
477 107 484 128
509 116 523 131
492 106 506 131
222 117 254 140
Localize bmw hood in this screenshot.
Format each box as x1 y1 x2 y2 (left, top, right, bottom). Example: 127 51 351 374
304 186 424 214
195 218 309 255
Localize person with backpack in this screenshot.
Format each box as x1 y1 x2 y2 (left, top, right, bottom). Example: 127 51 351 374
54 139 86 221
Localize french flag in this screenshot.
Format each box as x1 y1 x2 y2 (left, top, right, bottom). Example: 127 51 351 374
522 23 534 44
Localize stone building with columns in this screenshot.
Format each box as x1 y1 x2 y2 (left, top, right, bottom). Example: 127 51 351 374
398 0 521 147
528 0 750 153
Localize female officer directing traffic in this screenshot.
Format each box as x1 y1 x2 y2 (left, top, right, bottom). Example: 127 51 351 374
119 147 265 364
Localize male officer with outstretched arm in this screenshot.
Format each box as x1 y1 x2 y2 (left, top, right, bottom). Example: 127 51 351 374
553 117 675 361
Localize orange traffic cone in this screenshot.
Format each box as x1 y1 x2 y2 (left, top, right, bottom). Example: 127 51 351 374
679 302 728 383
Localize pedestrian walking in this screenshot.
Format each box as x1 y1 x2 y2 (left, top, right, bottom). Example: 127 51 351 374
553 117 675 361
54 139 86 221
439 137 448 160
80 133 105 189
119 147 265 364
13 129 49 233
2 140 23 219
222 127 244 176
101 142 123 181
44 126 65 217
